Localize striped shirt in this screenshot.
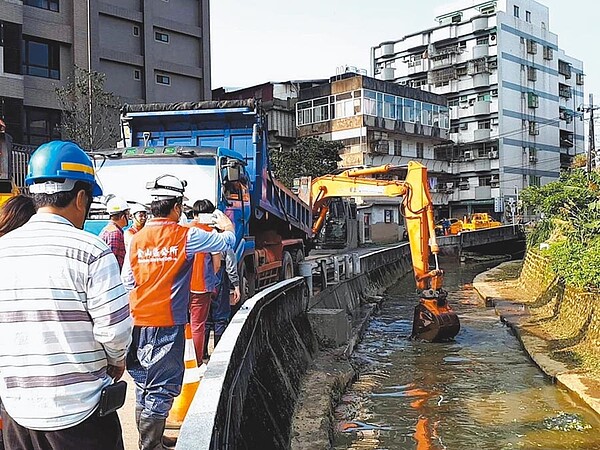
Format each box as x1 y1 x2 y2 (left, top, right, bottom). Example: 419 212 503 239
0 213 133 431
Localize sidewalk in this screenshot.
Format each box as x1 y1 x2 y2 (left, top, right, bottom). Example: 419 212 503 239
473 261 600 416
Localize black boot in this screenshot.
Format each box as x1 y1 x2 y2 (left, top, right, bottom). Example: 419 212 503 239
138 417 170 450
135 407 143 448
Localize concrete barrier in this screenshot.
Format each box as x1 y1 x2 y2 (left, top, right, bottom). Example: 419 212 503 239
177 278 316 450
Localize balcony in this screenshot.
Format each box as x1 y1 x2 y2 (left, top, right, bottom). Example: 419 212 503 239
472 44 489 59
472 17 488 32
473 101 490 116
474 128 491 140
472 73 490 88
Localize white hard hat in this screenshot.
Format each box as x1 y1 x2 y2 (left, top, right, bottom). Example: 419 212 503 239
106 196 130 215
129 203 147 215
146 174 188 200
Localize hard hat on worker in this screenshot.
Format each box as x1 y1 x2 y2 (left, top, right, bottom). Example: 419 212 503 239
25 140 103 197
129 203 147 215
106 196 130 215
146 174 188 200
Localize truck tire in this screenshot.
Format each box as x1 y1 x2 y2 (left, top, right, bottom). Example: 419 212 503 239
240 259 255 303
280 251 294 280
292 248 305 275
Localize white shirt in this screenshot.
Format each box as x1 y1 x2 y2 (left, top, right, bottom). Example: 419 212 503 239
0 213 133 430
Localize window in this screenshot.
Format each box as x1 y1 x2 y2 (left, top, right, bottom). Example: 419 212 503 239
155 31 169 43
133 26 140 36
576 73 585 85
22 36 60 79
23 0 59 12
527 66 537 81
0 21 22 75
384 210 393 224
529 175 541 187
558 60 572 78
527 92 539 108
478 120 491 129
543 46 553 60
134 69 141 80
476 37 489 45
529 147 538 163
526 39 537 54
416 142 424 158
526 10 531 22
529 121 539 135
514 5 519 17
479 175 492 187
24 107 60 146
393 139 402 156
559 83 572 98
156 74 170 85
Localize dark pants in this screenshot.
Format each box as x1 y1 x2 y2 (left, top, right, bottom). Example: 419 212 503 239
189 292 213 364
204 273 231 358
1 407 123 450
126 325 186 420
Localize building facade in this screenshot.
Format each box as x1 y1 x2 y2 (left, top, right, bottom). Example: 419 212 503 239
296 72 452 242
372 0 584 218
0 0 210 146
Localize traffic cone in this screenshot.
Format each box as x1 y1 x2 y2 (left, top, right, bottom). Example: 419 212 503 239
166 324 201 429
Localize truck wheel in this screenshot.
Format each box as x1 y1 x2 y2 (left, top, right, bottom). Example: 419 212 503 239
240 260 255 303
281 251 294 280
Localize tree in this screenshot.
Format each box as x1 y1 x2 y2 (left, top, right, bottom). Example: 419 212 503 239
270 137 343 189
56 66 121 151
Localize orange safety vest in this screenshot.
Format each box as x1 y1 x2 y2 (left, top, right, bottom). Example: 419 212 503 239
124 224 140 247
129 218 191 327
187 221 219 294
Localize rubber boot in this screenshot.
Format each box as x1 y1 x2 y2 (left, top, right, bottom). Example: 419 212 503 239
135 406 143 449
138 417 169 450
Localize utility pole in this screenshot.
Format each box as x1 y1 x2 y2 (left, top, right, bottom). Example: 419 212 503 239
579 94 600 178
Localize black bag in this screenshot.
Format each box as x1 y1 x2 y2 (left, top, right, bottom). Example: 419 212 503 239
97 381 127 417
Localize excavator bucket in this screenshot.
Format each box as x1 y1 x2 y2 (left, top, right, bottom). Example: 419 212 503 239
411 299 460 342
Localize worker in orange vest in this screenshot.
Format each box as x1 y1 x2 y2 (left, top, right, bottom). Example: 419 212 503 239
121 175 234 450
187 199 221 364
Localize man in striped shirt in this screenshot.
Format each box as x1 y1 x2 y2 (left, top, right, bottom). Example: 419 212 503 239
0 141 133 450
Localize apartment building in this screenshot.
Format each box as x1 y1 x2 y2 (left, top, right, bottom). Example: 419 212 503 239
372 0 584 218
0 0 210 146
296 72 452 241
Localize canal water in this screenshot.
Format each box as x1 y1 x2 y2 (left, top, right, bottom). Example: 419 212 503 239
334 259 600 450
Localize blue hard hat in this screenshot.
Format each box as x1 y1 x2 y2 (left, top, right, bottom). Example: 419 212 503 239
26 141 103 197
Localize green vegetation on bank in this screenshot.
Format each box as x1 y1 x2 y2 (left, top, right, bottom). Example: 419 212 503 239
521 160 600 290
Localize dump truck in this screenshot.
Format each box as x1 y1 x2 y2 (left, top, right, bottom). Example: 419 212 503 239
85 100 312 300
0 126 20 207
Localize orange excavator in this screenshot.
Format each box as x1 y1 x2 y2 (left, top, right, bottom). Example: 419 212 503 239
301 161 460 342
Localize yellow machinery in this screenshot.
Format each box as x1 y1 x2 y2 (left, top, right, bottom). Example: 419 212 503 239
303 162 460 342
461 212 501 231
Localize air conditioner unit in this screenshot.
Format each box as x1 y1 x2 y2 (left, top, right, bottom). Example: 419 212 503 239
459 123 468 130
464 151 474 160
446 182 455 189
459 182 470 190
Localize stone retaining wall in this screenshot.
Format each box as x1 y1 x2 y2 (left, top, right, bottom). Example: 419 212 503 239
517 250 600 373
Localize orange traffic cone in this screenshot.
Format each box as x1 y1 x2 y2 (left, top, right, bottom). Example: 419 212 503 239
166 324 201 429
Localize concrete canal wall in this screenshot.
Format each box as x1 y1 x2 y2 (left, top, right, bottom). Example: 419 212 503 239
176 243 414 449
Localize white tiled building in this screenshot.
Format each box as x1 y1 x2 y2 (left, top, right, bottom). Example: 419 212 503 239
372 0 584 218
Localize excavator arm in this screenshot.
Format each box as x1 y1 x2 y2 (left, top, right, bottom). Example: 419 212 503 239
308 161 460 341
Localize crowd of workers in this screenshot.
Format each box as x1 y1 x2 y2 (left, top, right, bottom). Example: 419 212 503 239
0 140 241 450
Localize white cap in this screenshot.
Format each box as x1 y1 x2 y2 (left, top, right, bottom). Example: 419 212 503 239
146 174 188 200
106 196 130 215
130 203 147 215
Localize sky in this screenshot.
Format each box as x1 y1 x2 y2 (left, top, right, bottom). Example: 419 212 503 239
210 0 598 100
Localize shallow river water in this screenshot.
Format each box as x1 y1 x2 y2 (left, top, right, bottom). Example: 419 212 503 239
333 259 600 450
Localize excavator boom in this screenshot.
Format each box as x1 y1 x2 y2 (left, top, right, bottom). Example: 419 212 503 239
308 162 460 342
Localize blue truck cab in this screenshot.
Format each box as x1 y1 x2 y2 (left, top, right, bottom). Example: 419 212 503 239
87 99 311 298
